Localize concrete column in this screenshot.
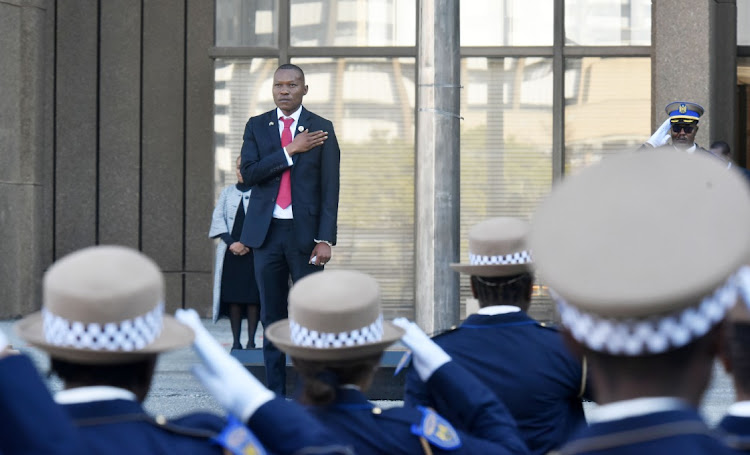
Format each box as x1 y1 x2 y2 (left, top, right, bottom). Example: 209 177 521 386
652 0 736 149
0 0 49 317
415 0 461 333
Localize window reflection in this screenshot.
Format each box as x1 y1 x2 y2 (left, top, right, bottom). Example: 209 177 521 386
214 58 278 199
292 58 415 316
460 57 554 319
461 0 553 46
216 0 278 47
565 57 650 174
290 0 416 47
565 0 651 45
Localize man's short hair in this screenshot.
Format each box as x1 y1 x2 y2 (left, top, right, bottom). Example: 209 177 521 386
710 140 731 157
276 63 305 81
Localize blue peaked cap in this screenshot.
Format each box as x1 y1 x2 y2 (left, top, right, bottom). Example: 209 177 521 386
665 101 704 124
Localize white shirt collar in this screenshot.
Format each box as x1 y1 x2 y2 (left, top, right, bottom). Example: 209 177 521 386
727 401 750 417
477 305 521 316
55 386 137 404
276 106 303 124
587 397 688 424
683 144 697 153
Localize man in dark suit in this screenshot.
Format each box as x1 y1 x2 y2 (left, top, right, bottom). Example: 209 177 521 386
240 63 340 395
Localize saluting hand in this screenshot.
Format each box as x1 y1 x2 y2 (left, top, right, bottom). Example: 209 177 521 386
175 309 274 422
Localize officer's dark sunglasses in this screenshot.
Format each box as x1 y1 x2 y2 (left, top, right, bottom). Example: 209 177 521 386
672 125 694 134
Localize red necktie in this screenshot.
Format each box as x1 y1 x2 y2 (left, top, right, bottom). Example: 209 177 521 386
277 117 294 209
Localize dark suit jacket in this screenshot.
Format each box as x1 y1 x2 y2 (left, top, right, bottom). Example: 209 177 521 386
239 107 340 254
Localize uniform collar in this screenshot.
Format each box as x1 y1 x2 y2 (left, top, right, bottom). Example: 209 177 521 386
587 397 689 424
727 401 750 417
55 386 136 404
682 144 697 153
462 309 533 327
477 305 521 316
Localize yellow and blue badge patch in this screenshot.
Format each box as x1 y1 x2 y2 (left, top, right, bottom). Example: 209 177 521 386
213 416 267 455
410 406 462 450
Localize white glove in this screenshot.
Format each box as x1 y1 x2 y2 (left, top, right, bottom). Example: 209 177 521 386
646 118 672 147
175 309 274 422
392 318 451 382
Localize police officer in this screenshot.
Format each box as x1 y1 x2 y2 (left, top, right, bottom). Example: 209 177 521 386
175 308 357 455
262 269 529 455
529 148 749 454
15 246 264 454
717 276 750 452
404 217 589 455
0 329 85 455
641 101 711 154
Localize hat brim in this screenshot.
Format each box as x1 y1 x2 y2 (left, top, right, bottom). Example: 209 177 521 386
15 312 194 364
265 319 404 361
450 262 531 277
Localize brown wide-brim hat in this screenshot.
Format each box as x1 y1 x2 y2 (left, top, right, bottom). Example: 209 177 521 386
451 217 533 277
266 270 404 361
16 245 193 364
529 148 750 355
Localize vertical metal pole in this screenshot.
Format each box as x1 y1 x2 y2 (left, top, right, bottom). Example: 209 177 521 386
415 0 461 333
552 0 565 182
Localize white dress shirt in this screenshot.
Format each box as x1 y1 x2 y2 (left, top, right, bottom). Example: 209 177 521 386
273 106 302 219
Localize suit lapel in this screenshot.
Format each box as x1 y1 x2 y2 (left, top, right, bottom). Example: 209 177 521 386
293 107 313 165
261 109 281 153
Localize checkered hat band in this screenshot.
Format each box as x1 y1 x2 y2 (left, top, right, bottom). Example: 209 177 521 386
42 303 165 352
289 315 384 349
469 250 532 266
552 268 749 356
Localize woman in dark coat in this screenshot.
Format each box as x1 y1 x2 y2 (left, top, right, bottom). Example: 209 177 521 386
209 156 260 349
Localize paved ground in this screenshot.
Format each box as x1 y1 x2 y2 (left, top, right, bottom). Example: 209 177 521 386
0 318 736 425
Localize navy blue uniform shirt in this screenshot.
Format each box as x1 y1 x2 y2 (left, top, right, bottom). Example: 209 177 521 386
404 310 587 455
309 361 528 455
560 408 733 454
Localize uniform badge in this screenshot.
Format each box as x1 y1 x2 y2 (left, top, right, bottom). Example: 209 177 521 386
679 103 687 114
410 406 461 450
213 415 267 455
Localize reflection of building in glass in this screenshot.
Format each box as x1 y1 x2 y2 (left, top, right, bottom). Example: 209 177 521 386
565 57 650 173
565 0 651 45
